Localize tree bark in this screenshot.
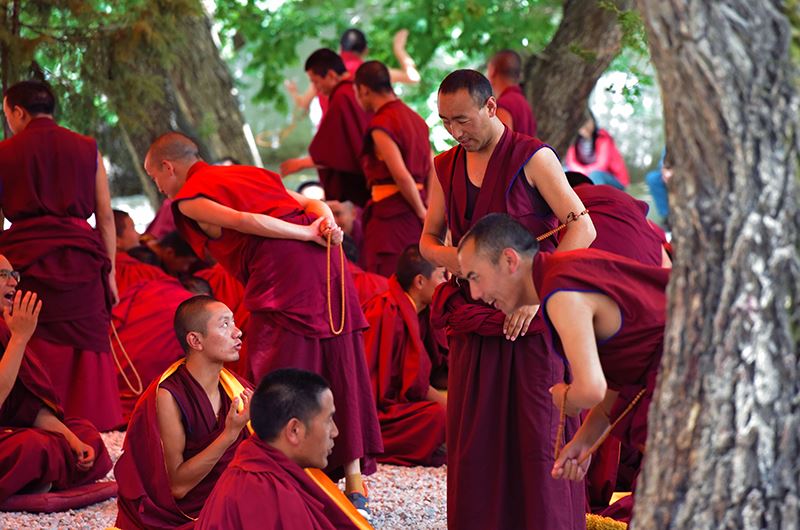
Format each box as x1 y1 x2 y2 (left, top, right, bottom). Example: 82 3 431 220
523 0 632 155
632 2 800 529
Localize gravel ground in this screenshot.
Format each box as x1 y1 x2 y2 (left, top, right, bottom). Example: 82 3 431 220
0 431 447 530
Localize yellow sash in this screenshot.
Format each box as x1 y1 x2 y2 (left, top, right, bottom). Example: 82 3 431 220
371 182 424 202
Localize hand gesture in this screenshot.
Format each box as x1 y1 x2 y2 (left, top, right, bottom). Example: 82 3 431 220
320 217 344 246
70 438 96 472
3 291 42 343
549 383 581 417
551 437 592 481
225 389 252 435
503 304 537 341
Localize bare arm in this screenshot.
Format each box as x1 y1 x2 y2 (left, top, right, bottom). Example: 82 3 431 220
284 81 317 112
525 148 595 251
94 151 118 304
425 385 447 409
420 175 460 275
0 292 41 407
34 407 96 470
495 108 514 131
389 30 420 84
286 191 343 245
279 156 316 177
372 129 426 219
157 387 251 499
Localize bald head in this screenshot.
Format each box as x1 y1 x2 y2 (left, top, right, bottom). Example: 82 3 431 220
147 132 200 165
489 50 522 82
174 295 218 353
355 61 392 94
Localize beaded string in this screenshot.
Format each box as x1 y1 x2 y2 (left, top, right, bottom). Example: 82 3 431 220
326 230 346 335
536 209 590 242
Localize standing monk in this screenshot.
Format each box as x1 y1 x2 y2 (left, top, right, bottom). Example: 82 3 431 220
420 70 595 530
0 80 121 431
145 133 382 515
487 50 537 137
354 61 433 277
281 49 371 207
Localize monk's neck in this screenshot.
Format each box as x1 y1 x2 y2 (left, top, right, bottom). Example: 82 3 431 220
405 290 426 314
492 79 514 96
374 94 398 112
184 354 223 395
468 118 505 162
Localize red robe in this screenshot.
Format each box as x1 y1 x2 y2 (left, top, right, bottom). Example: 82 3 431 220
115 251 170 296
347 261 389 307
115 362 252 530
308 80 371 206
565 129 630 187
497 85 537 137
196 436 367 530
144 198 177 241
360 99 430 277
431 127 584 530
0 321 111 502
0 116 121 431
111 277 195 422
363 276 446 467
173 161 382 479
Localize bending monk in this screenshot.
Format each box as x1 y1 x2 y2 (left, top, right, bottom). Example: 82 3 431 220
145 132 382 516
115 295 252 529
363 245 447 467
197 368 372 529
457 214 668 503
0 255 111 502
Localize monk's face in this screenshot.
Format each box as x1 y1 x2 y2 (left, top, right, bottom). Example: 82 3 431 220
327 200 355 235
419 266 447 307
297 389 338 468
144 153 183 198
458 240 522 315
0 255 19 312
117 215 141 252
306 69 339 97
438 89 497 152
194 302 243 363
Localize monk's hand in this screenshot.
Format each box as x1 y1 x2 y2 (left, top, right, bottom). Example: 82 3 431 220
225 390 252 436
70 439 96 471
503 304 537 341
108 272 120 306
551 438 592 482
3 291 42 343
393 29 409 52
549 383 581 417
305 217 329 247
320 218 344 246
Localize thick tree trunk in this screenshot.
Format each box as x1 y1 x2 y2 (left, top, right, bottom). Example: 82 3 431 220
523 0 632 155
632 2 800 529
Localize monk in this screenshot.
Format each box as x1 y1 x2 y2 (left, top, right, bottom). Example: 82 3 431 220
113 210 170 295
115 295 252 529
0 80 121 431
145 132 382 514
420 69 595 530
363 245 447 467
114 209 142 252
0 256 112 502
354 60 433 277
280 49 371 207
197 368 373 529
457 213 668 510
487 50 537 137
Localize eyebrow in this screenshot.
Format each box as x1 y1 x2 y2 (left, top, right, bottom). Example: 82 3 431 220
466 271 478 280
439 113 468 120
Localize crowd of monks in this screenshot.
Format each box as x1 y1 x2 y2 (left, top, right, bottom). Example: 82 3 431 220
0 27 674 530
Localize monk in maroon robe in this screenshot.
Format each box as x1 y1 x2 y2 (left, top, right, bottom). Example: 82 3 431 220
0 259 111 502
115 296 252 529
0 80 121 431
487 50 537 136
145 132 382 511
420 70 595 530
457 214 668 517
197 368 372 529
354 61 433 277
363 246 447 466
281 49 371 206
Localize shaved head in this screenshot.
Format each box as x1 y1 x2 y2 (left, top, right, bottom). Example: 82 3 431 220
489 50 522 82
147 132 200 166
355 61 392 94
174 295 218 353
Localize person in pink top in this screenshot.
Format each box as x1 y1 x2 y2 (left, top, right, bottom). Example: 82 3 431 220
565 111 630 190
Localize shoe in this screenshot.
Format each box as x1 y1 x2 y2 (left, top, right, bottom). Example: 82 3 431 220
346 490 372 520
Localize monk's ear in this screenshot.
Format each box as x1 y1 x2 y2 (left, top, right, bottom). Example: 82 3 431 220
502 248 520 273
186 330 203 351
285 418 305 445
413 273 425 291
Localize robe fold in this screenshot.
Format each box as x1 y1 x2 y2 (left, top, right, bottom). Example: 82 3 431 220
115 361 252 530
363 276 445 467
308 80 371 206
172 161 382 479
196 436 369 530
497 85 537 137
0 321 111 502
431 127 584 530
111 277 195 421
115 251 170 296
348 261 389 307
0 116 120 430
360 99 430 277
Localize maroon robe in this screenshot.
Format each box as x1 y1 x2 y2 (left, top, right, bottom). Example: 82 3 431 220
0 321 111 502
172 162 382 478
112 277 195 421
308 80 370 206
115 362 251 530
431 127 584 530
347 261 389 306
360 99 430 277
144 198 177 241
0 116 121 431
497 85 537 137
363 276 446 467
419 305 448 390
196 436 362 530
115 251 170 296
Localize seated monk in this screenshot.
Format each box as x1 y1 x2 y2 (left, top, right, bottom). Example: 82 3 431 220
196 369 371 529
362 245 447 466
0 255 111 501
113 209 170 295
115 295 252 529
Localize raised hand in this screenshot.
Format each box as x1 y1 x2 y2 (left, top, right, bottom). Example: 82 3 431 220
3 291 42 342
503 304 537 341
225 389 252 435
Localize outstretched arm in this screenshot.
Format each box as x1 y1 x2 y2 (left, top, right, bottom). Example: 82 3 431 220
388 29 420 84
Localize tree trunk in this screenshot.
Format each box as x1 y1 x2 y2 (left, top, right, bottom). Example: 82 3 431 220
523 0 632 155
632 2 800 529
